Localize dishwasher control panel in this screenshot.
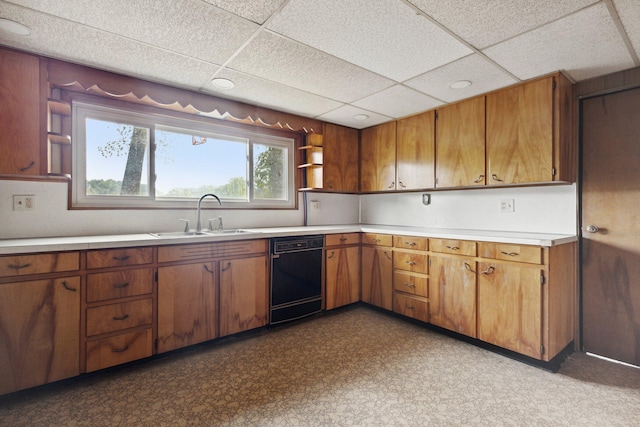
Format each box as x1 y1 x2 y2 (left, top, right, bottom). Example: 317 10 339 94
271 235 324 254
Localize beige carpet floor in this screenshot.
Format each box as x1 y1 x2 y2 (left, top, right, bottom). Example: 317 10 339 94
1 305 639 426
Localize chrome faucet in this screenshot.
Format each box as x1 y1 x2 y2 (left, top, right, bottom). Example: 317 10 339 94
196 193 221 233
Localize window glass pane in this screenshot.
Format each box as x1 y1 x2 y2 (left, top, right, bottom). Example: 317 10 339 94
85 118 150 196
155 128 248 199
253 144 287 200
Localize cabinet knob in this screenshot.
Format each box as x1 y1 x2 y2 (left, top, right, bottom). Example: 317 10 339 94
585 225 599 233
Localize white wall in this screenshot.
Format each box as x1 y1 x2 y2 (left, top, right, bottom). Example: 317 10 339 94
0 180 306 239
360 184 577 235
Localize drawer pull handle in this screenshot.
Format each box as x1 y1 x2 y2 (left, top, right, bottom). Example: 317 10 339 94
373 238 381 243
340 237 347 242
404 282 415 288
464 263 476 273
481 266 495 275
383 251 392 260
204 265 214 274
500 251 519 257
113 282 130 289
473 174 485 183
112 314 130 321
405 305 415 310
113 255 130 261
446 246 459 251
405 241 416 246
221 262 232 272
7 263 31 271
327 251 335 259
112 345 129 353
406 261 417 266
62 281 77 292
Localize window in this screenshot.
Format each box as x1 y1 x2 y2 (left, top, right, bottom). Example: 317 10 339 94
72 101 296 208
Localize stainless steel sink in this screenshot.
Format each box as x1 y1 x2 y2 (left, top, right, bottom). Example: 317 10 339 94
149 229 258 238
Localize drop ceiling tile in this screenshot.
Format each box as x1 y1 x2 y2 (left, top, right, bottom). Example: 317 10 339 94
201 0 286 24
405 54 519 103
227 30 396 103
201 69 343 118
266 0 471 82
0 4 220 91
483 3 636 81
7 0 258 64
317 105 392 129
409 0 599 49
352 85 443 119
614 0 640 58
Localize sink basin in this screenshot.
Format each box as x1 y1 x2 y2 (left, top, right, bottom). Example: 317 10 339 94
149 229 258 238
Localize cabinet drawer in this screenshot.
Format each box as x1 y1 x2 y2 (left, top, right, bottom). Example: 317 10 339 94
0 252 79 278
158 239 267 263
393 293 429 323
429 239 476 256
393 271 428 297
86 268 154 303
393 235 428 251
393 250 428 274
87 247 153 269
86 298 153 336
478 242 543 265
325 233 360 246
85 328 153 372
361 233 393 246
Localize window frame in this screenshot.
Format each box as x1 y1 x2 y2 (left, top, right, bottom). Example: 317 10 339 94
71 98 299 209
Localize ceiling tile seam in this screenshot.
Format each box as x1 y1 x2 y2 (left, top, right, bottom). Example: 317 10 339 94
604 0 640 66
2 1 227 69
312 104 394 123
205 0 293 86
400 0 521 83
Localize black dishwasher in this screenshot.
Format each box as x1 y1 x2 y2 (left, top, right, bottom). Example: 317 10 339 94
270 235 324 324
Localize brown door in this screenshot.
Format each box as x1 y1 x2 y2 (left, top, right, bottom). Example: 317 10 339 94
581 87 640 366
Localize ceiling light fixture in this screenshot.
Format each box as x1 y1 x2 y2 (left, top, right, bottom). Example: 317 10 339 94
449 80 472 89
353 114 369 121
0 18 32 36
211 78 235 90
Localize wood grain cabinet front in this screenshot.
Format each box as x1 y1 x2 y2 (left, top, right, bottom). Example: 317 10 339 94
0 251 79 278
87 247 153 269
325 233 361 311
85 329 153 372
361 243 393 311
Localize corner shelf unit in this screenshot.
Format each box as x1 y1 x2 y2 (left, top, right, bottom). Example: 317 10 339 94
298 133 323 190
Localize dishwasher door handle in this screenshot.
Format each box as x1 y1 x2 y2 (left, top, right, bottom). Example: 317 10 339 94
272 254 280 259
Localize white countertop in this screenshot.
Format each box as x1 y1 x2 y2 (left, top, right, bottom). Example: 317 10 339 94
0 224 576 255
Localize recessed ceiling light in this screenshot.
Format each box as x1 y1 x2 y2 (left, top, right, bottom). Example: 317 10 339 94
353 114 369 121
0 18 32 36
449 80 472 89
211 78 235 90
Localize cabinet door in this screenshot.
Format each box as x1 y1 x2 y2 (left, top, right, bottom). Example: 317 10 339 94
0 48 41 175
361 246 393 310
486 77 554 185
436 97 485 187
219 255 268 337
477 262 543 359
323 123 359 192
0 277 80 395
325 246 360 310
360 122 396 192
396 111 435 190
157 262 217 353
429 256 477 337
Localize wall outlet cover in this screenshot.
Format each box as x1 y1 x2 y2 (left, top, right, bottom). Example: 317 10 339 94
422 194 431 205
13 195 35 211
499 199 514 213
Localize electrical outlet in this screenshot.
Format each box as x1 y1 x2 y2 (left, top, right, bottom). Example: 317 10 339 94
422 193 431 205
13 195 35 211
499 199 514 213
310 200 320 211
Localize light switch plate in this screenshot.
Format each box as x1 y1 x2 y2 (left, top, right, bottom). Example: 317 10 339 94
422 194 431 205
499 199 514 213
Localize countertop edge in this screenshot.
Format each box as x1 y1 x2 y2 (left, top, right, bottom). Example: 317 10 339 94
0 225 577 255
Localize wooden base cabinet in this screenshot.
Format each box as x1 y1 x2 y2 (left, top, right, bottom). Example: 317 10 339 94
392 235 429 322
0 277 80 395
325 233 361 310
361 234 393 310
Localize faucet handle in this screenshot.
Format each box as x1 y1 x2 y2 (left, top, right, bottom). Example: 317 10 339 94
179 219 190 232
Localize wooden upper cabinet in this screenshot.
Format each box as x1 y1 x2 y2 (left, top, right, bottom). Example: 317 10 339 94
486 74 573 185
436 97 486 187
323 123 359 192
0 48 43 176
396 111 435 190
360 121 396 192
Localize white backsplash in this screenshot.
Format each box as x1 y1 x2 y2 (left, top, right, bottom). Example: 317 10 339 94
360 184 577 235
0 180 576 239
